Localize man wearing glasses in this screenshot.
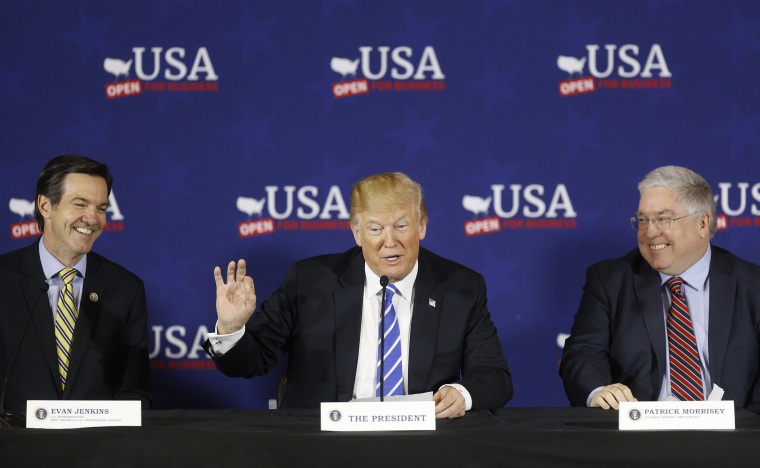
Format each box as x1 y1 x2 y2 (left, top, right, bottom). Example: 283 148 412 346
560 166 760 413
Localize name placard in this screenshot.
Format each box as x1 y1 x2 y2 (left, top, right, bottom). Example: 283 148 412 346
321 401 435 431
619 400 734 430
26 400 141 429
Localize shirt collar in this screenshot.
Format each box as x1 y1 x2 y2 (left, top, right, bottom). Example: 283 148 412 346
364 261 418 301
659 243 711 292
39 235 88 280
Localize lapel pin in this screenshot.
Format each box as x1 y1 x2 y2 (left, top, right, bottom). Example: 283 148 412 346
429 298 436 308
89 292 99 303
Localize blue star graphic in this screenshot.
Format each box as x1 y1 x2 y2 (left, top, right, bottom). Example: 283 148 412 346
226 105 276 161
485 0 520 16
322 0 356 21
646 0 684 17
227 7 277 65
0 63 29 109
550 107 601 160
390 9 438 45
388 107 441 162
62 106 114 155
714 8 760 64
714 102 760 160
141 151 195 209
158 0 193 17
553 10 603 53
469 61 519 114
303 154 360 189
140 248 194 306
64 7 112 64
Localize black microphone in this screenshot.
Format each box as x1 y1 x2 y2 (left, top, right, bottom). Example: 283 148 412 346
379 275 389 402
0 282 49 429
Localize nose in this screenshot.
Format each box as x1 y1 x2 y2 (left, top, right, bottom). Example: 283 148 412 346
382 229 398 247
644 219 661 237
82 205 102 225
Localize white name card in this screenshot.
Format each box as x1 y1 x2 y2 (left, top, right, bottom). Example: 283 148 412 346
26 400 141 429
619 400 734 430
321 401 435 431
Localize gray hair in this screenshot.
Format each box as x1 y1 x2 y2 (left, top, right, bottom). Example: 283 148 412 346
638 165 716 237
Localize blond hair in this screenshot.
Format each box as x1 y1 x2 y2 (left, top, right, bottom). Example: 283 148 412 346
349 172 428 226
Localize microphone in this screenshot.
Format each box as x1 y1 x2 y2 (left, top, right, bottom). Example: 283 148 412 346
0 282 49 429
379 275 389 402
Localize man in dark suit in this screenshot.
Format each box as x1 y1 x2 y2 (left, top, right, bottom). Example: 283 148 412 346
561 166 760 412
205 172 512 418
0 155 151 424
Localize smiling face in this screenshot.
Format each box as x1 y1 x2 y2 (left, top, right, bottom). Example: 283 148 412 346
351 203 427 283
38 173 108 267
637 186 710 275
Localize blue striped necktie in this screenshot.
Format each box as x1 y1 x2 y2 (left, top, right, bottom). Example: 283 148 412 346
376 284 404 397
666 276 704 400
55 268 79 391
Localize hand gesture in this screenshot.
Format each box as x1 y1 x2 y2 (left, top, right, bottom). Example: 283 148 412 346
214 259 256 335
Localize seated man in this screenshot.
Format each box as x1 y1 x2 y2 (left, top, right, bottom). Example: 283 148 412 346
0 155 152 425
561 165 760 412
205 172 513 418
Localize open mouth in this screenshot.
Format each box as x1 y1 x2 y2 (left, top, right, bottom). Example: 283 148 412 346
74 227 93 235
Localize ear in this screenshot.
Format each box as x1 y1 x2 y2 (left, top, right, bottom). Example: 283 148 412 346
418 220 427 241
698 213 710 239
37 194 52 221
351 223 362 247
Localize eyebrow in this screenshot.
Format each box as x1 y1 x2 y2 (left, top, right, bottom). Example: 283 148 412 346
636 210 675 216
364 214 410 226
70 196 109 208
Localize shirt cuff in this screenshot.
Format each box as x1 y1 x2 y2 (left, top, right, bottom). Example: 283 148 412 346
206 322 245 356
587 386 605 407
441 383 472 411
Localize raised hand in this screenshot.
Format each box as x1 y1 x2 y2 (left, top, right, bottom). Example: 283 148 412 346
214 259 256 335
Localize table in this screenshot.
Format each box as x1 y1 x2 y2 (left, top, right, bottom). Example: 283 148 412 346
3 407 760 467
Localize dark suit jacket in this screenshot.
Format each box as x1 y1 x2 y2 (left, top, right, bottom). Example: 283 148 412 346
204 246 513 410
560 246 760 412
0 240 152 413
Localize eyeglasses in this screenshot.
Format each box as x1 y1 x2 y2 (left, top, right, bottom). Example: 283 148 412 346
629 213 699 230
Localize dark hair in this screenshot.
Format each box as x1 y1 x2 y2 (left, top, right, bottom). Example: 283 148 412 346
35 155 113 231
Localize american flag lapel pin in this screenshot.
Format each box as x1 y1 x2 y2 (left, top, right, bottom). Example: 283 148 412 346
429 298 436 308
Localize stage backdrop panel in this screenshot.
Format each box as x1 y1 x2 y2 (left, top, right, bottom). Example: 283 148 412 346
2 0 759 409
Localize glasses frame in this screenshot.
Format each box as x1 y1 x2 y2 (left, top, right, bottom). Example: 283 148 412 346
629 212 700 230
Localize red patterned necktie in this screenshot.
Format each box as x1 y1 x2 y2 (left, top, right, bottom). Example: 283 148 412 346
666 276 704 400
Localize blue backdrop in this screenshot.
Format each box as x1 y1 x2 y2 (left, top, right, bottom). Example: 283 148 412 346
2 0 759 409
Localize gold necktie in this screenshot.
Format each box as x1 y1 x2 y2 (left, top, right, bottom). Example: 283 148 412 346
54 268 78 391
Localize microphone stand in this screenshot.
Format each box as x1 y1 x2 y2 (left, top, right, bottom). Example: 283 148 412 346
379 275 389 402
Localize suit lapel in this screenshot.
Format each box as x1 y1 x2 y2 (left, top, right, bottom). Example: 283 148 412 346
64 254 105 397
634 261 667 383
408 256 442 393
19 242 61 395
706 248 734 382
333 250 365 401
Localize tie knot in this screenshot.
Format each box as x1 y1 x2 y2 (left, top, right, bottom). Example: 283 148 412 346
59 268 78 285
386 283 399 299
667 276 683 296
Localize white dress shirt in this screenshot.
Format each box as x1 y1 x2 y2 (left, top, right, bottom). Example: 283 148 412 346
39 236 87 317
207 260 472 409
